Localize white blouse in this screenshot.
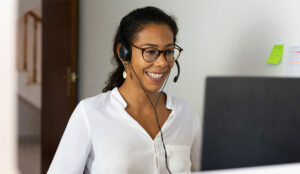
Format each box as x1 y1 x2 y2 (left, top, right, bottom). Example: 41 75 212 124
47 87 201 174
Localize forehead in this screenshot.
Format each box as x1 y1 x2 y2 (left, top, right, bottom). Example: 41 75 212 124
133 24 174 46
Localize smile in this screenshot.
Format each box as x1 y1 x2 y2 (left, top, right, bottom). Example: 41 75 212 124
146 72 164 79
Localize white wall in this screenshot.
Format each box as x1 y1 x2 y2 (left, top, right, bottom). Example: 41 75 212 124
0 0 19 173
18 96 41 138
79 0 300 118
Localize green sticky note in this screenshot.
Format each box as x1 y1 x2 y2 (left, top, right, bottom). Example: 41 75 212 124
266 45 283 64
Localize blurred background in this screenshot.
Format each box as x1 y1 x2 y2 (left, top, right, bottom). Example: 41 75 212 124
1 0 300 173
17 1 42 174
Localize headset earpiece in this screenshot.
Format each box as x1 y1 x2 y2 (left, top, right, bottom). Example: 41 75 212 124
119 40 132 62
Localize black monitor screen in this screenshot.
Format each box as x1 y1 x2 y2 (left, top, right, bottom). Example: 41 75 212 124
201 77 300 171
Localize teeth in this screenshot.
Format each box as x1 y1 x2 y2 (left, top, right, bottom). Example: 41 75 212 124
147 72 164 79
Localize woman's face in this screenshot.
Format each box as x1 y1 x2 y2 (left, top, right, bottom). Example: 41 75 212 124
128 24 175 92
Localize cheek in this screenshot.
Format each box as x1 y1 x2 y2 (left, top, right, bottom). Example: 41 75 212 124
168 62 175 70
130 52 150 74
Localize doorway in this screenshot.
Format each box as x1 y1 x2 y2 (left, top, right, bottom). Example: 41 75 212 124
16 0 79 173
41 0 79 173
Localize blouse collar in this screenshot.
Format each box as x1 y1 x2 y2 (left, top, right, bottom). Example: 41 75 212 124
111 87 174 110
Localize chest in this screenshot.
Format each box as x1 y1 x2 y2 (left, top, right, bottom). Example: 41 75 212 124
88 111 194 174
125 107 171 140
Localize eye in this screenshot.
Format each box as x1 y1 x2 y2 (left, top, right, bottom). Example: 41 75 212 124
144 48 158 56
165 49 174 55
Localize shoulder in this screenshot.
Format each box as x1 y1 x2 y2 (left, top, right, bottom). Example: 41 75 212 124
79 90 112 109
170 95 201 128
171 95 196 115
72 91 114 118
171 95 201 139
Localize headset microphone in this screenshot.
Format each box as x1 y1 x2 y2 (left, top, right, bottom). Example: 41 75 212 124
173 60 180 83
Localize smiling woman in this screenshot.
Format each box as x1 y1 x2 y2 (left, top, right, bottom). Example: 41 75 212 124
47 6 201 174
119 24 178 92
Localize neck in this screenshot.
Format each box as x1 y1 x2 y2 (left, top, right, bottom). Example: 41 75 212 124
119 78 164 110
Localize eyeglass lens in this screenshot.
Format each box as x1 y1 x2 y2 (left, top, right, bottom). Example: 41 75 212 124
143 48 181 63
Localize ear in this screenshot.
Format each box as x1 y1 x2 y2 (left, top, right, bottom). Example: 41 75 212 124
116 42 121 59
116 42 125 64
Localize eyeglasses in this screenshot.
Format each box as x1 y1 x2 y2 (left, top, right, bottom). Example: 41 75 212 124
131 44 183 63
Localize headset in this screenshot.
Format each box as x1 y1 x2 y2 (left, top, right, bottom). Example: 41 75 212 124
119 34 180 174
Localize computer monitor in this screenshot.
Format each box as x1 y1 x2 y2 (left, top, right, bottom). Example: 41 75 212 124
201 77 300 171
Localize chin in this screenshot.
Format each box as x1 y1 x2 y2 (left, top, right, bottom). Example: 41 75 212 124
142 71 169 93
145 85 163 93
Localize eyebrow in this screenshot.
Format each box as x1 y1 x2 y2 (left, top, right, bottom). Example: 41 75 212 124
140 43 175 48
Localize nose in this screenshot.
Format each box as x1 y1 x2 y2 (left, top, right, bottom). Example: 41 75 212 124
154 52 168 67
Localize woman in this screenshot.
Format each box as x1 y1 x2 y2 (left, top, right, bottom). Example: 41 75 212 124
48 6 201 174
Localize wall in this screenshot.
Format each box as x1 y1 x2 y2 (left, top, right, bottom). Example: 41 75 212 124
17 0 42 109
18 96 41 138
79 0 300 118
17 0 42 139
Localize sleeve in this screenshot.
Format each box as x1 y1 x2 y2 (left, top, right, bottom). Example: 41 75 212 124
47 102 91 174
191 113 202 172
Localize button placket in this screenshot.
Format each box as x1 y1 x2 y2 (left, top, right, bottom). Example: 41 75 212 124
153 142 159 174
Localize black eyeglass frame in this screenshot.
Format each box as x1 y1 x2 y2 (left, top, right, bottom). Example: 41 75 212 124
130 44 183 63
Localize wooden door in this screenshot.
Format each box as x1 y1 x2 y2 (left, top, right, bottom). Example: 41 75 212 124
41 0 78 173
